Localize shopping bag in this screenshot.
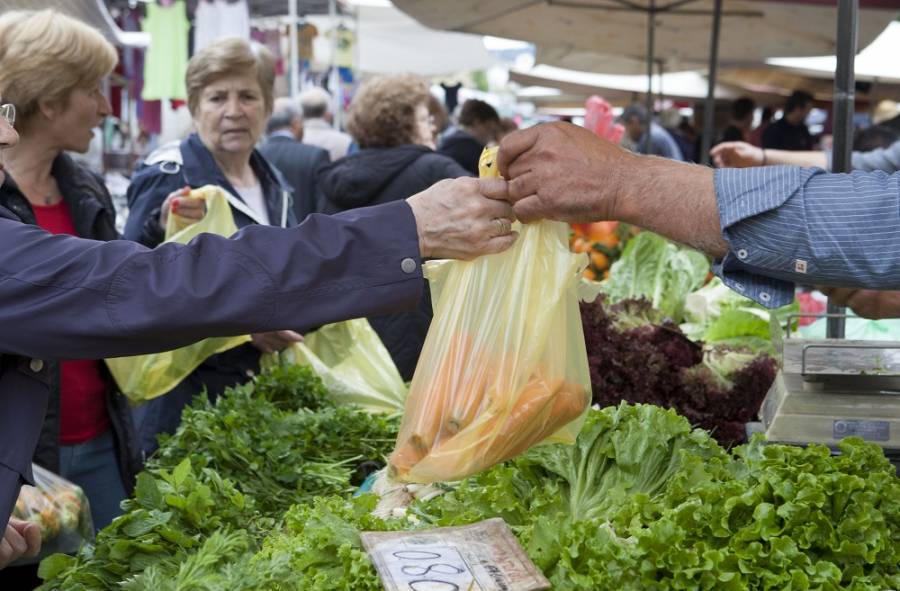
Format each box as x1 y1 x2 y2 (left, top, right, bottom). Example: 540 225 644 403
106 186 252 401
11 464 93 563
387 147 592 484
261 318 408 414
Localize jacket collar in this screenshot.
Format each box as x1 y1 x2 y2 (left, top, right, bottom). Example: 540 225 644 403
181 133 291 194
0 153 113 238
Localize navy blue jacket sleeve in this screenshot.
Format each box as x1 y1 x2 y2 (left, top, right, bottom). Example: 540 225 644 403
123 167 181 247
0 200 423 360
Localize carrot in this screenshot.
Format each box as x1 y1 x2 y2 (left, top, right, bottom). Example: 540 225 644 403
401 368 586 483
390 332 487 476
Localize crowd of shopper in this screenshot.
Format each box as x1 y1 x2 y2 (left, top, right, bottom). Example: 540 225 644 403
5 5 900 580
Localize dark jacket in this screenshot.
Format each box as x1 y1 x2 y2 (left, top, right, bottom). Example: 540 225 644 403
318 145 469 380
762 117 813 151
0 154 142 493
438 129 485 175
0 198 423 528
258 132 330 220
122 133 299 455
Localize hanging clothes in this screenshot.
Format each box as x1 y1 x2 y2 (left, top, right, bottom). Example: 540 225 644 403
298 22 318 61
251 27 283 75
194 0 250 52
441 82 462 115
141 0 189 101
334 25 355 69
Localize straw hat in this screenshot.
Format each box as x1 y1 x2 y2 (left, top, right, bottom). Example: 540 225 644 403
872 100 900 125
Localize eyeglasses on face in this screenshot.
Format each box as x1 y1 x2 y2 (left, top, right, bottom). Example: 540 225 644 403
0 103 15 126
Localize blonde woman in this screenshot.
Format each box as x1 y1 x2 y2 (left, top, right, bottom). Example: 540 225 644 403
0 9 140 529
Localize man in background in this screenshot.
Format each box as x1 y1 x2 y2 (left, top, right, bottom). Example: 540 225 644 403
259 97 330 221
439 99 501 174
762 90 814 151
620 103 685 161
298 87 352 161
721 97 756 143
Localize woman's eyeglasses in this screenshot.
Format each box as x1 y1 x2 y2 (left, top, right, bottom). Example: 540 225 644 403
0 103 15 126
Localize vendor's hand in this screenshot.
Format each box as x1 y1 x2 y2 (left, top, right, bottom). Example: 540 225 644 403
159 186 206 229
251 330 304 354
407 177 517 260
0 519 41 569
820 287 900 320
710 141 764 168
497 122 638 224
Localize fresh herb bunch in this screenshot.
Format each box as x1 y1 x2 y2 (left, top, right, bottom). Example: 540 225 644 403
38 365 400 590
148 365 399 516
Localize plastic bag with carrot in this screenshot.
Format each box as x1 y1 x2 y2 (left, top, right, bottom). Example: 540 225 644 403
387 147 592 484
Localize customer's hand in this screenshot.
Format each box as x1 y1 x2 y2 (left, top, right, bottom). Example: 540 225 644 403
159 186 207 230
820 287 900 320
0 518 41 569
497 122 638 224
406 177 517 260
251 330 304 354
710 141 764 168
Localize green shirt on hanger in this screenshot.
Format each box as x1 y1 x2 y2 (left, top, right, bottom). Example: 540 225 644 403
142 0 189 101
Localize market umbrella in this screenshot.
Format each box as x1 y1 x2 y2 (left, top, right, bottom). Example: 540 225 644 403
768 20 900 85
391 1 896 69
393 0 899 158
510 64 742 101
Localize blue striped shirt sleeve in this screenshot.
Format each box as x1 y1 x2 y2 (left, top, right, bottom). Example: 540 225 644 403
713 166 900 308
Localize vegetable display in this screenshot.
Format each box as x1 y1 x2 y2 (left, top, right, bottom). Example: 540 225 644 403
582 297 777 446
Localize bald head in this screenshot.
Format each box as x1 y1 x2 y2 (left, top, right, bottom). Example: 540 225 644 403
299 87 332 121
267 96 303 139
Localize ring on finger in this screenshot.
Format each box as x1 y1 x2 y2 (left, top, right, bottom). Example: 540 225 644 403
493 217 512 236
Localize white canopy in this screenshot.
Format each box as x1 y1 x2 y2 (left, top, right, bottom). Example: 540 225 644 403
307 3 495 76
393 0 898 72
509 64 739 101
768 21 900 84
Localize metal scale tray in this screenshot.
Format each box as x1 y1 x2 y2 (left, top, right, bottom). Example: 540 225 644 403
760 331 900 452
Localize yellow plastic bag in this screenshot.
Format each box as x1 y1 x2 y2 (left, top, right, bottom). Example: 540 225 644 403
387 148 591 484
261 318 408 414
106 186 252 401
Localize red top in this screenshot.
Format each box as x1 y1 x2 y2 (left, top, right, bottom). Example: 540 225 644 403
31 201 110 444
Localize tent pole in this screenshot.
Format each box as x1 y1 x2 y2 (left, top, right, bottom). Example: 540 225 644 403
329 0 341 130
288 0 300 100
644 0 656 154
699 0 722 165
826 0 858 340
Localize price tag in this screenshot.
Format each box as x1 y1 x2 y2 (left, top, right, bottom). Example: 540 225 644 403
361 518 550 591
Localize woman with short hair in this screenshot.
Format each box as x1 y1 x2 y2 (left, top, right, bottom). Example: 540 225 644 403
0 9 140 530
124 38 306 457
318 74 470 381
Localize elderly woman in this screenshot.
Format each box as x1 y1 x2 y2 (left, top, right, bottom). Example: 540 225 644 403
318 74 470 381
0 9 141 531
123 38 306 456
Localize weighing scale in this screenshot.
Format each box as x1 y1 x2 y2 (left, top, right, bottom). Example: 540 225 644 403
759 314 900 467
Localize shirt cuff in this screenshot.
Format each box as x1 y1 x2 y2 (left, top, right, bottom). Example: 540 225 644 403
713 167 806 308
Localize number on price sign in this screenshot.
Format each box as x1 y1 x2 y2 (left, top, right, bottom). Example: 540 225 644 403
361 518 550 591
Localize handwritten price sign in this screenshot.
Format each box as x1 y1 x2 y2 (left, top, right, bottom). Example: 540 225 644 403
361 518 549 591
